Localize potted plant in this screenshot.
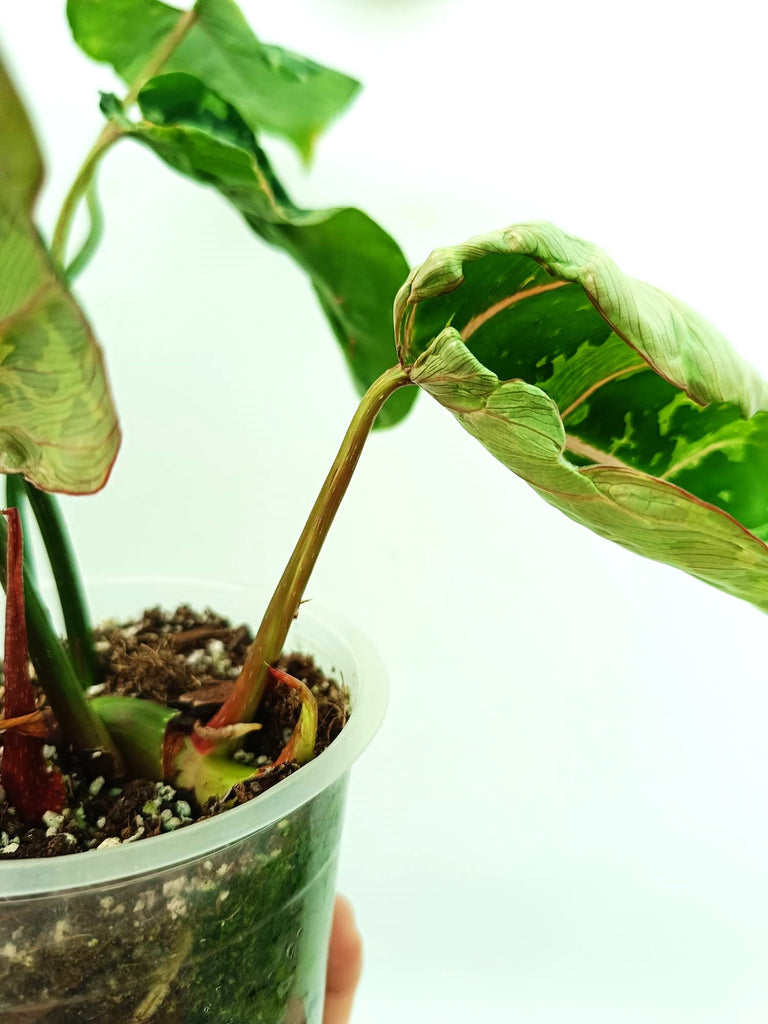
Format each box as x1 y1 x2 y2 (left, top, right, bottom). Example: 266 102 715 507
2 1 767 1022
2 2 404 1021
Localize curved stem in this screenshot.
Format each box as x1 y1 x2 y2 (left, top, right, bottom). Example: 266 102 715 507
50 122 122 271
50 7 198 272
65 176 105 283
200 366 412 745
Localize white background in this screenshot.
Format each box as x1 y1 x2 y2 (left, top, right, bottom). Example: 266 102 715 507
2 1 767 1021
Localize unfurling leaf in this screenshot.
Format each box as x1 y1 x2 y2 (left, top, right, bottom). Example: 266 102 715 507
268 666 317 766
107 72 414 425
192 720 262 743
91 695 263 803
396 223 768 611
0 508 64 823
0 59 120 493
67 0 360 160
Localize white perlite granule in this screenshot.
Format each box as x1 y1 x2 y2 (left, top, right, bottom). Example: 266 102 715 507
96 836 122 850
162 877 186 898
89 776 105 796
166 895 187 920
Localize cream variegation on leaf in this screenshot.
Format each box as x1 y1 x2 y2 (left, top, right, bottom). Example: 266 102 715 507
396 222 768 611
0 60 120 493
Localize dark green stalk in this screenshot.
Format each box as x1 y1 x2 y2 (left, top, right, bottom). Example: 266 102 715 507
4 475 35 578
21 481 97 689
0 517 123 769
198 366 412 748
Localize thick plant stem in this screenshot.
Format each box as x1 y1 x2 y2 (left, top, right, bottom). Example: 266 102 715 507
21 481 97 689
0 517 124 770
199 366 412 746
50 7 197 271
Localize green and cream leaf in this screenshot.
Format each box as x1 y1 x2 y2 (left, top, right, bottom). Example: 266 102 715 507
502 222 768 416
399 226 768 608
0 60 120 493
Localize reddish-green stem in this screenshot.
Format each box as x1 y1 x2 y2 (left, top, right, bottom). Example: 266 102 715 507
0 509 65 822
197 366 411 750
0 514 124 769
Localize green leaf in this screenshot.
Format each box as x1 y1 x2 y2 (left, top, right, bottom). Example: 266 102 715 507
396 224 768 610
67 0 361 160
0 59 120 493
119 73 414 425
90 695 178 780
98 91 129 124
172 735 258 802
0 61 43 210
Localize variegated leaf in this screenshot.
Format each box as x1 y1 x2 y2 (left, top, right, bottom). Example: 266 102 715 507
0 60 119 493
397 225 768 609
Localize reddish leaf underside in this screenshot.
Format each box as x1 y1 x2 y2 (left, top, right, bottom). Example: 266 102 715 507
1 508 64 823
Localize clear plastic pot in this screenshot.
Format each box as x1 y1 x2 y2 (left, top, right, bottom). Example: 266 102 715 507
0 579 387 1024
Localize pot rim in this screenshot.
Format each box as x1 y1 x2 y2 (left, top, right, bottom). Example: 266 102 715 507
0 576 388 896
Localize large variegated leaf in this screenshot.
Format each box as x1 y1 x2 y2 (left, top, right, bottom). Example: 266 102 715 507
396 224 768 609
67 0 360 161
0 60 119 493
111 73 414 425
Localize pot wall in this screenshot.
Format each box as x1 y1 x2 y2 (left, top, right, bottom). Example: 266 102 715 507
1 777 346 1023
0 581 388 1024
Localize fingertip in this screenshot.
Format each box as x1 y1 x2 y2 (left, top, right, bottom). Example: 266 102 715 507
327 895 363 995
334 895 359 937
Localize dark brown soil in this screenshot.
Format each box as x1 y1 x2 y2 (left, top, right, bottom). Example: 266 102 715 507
0 605 349 859
92 604 253 701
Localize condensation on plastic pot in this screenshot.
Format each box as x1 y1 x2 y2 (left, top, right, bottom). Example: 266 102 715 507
0 578 388 896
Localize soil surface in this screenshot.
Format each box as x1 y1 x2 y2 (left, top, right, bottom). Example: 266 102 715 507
0 605 349 859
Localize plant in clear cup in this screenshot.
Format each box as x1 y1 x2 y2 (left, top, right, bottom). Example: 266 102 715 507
2 1 768 1022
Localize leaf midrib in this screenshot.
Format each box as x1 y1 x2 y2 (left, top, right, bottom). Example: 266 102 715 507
460 279 570 342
